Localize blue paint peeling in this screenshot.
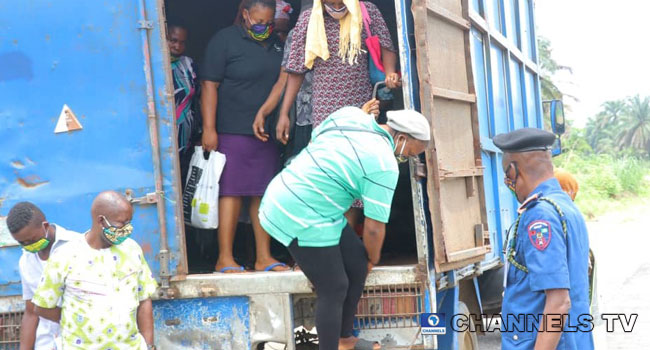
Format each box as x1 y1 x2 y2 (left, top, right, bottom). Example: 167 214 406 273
153 297 251 350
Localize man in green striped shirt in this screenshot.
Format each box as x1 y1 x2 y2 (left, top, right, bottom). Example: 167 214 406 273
259 106 430 350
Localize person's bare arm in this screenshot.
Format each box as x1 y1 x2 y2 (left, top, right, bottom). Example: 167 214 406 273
253 70 289 141
534 289 571 350
276 72 305 144
33 305 61 323
137 298 154 346
200 81 220 151
19 300 39 350
362 217 386 269
381 48 401 89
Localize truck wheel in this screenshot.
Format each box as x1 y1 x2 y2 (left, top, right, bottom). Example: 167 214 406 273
458 301 479 350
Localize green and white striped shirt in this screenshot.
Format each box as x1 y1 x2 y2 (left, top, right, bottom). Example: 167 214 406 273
259 107 399 247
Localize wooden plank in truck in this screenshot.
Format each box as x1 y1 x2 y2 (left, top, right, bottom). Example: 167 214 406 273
411 0 490 272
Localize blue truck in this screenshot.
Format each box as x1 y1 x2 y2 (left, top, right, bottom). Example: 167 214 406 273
0 0 564 349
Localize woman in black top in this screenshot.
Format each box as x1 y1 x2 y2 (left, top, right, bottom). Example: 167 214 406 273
201 0 288 273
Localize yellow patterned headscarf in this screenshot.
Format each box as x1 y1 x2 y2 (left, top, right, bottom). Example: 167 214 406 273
305 0 363 69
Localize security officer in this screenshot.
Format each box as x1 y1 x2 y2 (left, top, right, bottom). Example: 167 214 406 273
493 128 594 350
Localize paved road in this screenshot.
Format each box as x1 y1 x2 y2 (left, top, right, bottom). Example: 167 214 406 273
478 199 650 349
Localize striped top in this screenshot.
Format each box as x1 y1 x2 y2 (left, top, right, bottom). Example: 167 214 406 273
259 107 399 247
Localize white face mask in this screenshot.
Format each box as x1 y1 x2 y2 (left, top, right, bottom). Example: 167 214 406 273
324 3 348 19
394 137 409 163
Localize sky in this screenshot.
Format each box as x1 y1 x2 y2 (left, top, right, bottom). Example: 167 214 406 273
535 0 650 127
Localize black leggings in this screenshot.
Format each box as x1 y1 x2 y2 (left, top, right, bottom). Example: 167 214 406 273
288 226 369 350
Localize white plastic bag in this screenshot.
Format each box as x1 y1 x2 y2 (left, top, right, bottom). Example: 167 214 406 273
182 146 226 229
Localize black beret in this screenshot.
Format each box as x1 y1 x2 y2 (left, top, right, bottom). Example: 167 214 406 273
492 128 556 153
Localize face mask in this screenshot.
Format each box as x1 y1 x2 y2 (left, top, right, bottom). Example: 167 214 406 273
247 18 273 41
504 176 516 194
504 162 518 195
101 216 133 245
395 137 409 164
324 4 348 19
23 224 51 253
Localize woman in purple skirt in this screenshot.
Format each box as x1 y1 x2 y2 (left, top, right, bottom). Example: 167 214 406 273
200 0 288 273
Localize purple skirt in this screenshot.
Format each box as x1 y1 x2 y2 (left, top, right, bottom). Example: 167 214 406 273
217 134 279 196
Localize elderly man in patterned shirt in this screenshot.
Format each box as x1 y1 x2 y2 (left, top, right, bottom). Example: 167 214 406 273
32 191 158 350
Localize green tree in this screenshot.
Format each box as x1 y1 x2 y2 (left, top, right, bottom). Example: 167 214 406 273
597 100 626 129
585 101 622 154
585 96 650 157
538 37 572 101
562 126 592 155
617 95 650 155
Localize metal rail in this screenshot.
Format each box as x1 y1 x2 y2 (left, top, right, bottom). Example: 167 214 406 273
136 0 170 289
355 282 425 330
0 310 22 348
167 265 423 299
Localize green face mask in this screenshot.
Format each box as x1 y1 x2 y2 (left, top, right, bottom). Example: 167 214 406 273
101 216 133 245
22 224 51 253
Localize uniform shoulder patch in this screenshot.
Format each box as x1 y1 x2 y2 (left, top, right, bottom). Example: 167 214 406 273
527 220 552 251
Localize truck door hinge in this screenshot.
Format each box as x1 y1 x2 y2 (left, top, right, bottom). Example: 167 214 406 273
125 189 161 205
138 20 153 30
158 249 171 277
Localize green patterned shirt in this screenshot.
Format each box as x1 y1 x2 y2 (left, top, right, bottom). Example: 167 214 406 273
32 237 158 349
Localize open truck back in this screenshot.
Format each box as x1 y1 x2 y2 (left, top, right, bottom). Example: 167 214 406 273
0 0 547 349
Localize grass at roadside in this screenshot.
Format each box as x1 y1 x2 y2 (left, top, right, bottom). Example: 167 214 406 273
553 153 650 219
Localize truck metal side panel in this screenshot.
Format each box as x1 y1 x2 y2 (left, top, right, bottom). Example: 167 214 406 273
0 0 184 297
468 0 543 267
411 0 491 272
153 297 250 349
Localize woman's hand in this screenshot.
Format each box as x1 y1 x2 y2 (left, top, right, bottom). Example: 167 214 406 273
252 111 269 142
276 113 291 145
385 72 402 89
367 261 374 274
362 99 380 119
202 128 218 151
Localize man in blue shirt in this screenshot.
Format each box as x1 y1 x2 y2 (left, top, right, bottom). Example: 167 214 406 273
493 128 594 350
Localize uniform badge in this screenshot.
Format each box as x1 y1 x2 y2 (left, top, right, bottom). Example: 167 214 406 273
527 220 551 251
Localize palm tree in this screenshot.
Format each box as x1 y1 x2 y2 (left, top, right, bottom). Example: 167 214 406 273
538 37 573 101
585 113 615 153
617 95 650 155
597 100 626 129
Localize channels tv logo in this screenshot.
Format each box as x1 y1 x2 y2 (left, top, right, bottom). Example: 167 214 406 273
421 313 446 335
